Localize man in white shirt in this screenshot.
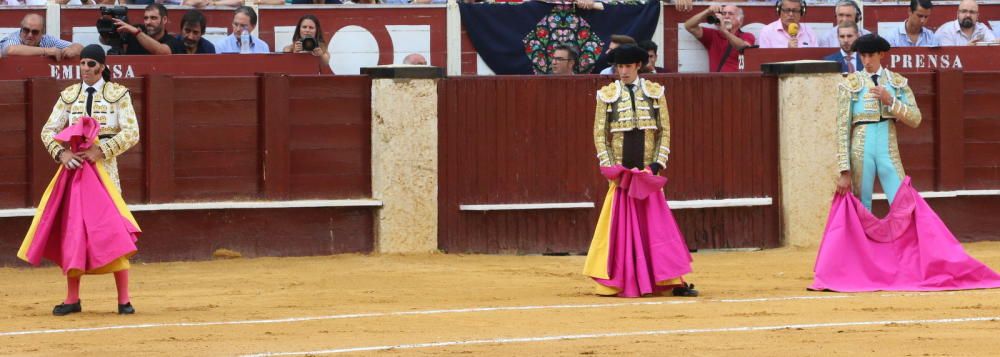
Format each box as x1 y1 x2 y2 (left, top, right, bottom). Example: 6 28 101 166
888 0 939 47
933 0 995 46
818 0 871 48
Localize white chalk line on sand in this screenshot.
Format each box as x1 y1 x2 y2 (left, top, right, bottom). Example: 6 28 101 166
241 316 1000 356
1 290 996 338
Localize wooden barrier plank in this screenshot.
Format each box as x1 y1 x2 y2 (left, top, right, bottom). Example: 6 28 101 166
936 70 964 190
145 75 176 203
27 77 58 207
261 74 291 200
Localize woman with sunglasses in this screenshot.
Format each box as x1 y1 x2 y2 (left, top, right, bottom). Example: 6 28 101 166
19 45 142 316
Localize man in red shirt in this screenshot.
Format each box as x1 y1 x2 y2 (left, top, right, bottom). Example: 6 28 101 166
684 4 756 72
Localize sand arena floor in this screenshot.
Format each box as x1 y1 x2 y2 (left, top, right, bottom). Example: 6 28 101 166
3 243 1000 356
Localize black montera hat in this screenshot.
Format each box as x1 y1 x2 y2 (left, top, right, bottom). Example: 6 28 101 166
851 34 891 54
80 44 111 81
607 44 648 66
80 44 107 64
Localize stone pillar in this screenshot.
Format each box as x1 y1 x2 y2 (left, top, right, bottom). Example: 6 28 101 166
363 66 444 254
762 61 842 248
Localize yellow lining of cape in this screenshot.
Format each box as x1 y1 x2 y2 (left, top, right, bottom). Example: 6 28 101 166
17 160 140 276
582 182 685 296
16 167 64 262
583 184 616 279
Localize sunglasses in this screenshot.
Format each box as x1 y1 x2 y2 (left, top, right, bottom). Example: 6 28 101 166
20 27 41 36
80 60 99 68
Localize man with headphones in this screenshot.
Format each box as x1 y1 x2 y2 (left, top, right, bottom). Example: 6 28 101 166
759 0 818 48
818 0 871 48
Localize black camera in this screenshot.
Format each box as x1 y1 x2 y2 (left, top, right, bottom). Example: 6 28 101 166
97 6 129 35
706 15 720 25
97 6 129 55
300 36 317 52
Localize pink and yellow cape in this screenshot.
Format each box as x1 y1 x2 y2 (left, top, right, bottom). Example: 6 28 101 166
810 177 1000 292
583 165 692 297
17 117 140 277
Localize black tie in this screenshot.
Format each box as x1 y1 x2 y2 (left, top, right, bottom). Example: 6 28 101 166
621 83 643 170
625 84 637 111
870 74 879 87
85 87 96 116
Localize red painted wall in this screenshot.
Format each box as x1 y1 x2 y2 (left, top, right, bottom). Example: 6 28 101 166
437 74 782 253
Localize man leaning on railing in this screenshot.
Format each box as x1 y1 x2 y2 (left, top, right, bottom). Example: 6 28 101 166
0 13 83 60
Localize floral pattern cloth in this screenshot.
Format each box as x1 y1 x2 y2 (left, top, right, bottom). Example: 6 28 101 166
522 4 604 74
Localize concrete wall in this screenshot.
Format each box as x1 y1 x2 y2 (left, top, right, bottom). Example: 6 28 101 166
370 74 440 253
776 72 842 247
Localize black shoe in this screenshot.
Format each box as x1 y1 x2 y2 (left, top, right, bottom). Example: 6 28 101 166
672 283 699 297
118 302 135 315
53 301 82 316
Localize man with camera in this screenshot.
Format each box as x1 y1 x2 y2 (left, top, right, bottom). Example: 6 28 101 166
215 6 270 54
171 10 216 54
100 4 178 55
684 4 754 73
1 14 83 61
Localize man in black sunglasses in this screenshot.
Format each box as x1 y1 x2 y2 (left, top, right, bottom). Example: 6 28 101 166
32 44 142 316
0 14 83 60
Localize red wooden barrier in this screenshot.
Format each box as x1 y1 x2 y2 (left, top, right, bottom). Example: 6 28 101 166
0 54 325 80
743 47 1000 74
0 71 375 264
0 72 371 207
438 74 781 253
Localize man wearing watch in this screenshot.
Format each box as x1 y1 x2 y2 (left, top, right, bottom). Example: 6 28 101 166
108 4 180 55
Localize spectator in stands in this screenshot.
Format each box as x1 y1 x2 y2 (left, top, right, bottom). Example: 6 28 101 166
0 14 83 60
383 0 445 3
403 53 428 65
254 0 343 4
759 0 817 48
575 0 692 12
818 0 871 48
637 40 666 73
934 0 995 45
184 0 242 8
549 44 577 75
823 20 861 73
215 6 271 54
684 4 754 73
282 15 331 66
171 10 216 54
5 0 45 4
104 4 178 55
599 35 636 75
888 0 938 47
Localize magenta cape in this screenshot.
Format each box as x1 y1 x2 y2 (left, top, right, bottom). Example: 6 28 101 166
810 177 1000 292
17 117 140 277
585 165 692 297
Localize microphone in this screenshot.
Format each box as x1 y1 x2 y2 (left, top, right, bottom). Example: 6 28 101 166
788 23 799 38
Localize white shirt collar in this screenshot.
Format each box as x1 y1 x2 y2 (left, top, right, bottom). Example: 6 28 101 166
621 77 641 86
840 49 854 58
862 66 884 77
82 78 105 94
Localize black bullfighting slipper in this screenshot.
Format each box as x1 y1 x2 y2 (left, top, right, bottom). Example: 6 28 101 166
53 300 82 316
118 302 135 315
672 283 699 297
